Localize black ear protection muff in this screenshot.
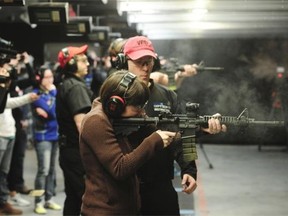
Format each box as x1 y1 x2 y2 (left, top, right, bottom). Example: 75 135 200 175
152 55 161 71
105 72 137 118
62 48 77 73
115 53 128 70
110 38 127 69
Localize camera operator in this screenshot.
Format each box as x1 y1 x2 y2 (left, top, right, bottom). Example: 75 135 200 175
6 51 38 207
1 38 40 202
0 61 39 215
0 37 14 113
0 65 10 113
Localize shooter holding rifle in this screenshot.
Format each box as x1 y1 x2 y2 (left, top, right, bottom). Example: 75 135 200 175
112 102 285 162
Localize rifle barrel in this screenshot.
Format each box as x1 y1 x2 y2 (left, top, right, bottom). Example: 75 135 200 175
197 67 224 72
113 115 285 131
177 66 224 72
201 116 285 127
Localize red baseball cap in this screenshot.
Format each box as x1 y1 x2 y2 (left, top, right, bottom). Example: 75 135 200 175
58 44 88 68
123 36 157 60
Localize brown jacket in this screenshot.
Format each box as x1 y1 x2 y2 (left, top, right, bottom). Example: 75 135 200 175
79 98 163 216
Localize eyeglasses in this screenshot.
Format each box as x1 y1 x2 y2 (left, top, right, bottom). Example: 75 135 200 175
129 57 154 68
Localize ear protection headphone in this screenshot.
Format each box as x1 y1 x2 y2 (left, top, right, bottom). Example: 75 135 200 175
115 53 161 72
115 53 127 70
105 72 137 118
62 48 77 73
35 66 49 86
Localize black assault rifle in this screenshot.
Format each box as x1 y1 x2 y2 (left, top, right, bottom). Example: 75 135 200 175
162 58 224 73
112 103 285 162
177 62 224 73
160 58 224 88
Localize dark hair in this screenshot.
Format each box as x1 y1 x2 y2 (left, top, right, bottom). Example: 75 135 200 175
37 65 50 79
32 65 51 88
62 58 77 74
100 70 149 115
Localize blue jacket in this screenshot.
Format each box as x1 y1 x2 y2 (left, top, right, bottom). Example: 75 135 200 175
32 88 58 141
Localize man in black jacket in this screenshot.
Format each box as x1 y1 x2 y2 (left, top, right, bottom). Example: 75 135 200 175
56 45 93 216
118 36 226 215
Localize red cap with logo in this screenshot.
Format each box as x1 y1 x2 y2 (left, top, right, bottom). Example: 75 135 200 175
58 44 88 68
123 36 157 60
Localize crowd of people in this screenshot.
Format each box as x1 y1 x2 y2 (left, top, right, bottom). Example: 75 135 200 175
0 50 64 215
0 35 226 216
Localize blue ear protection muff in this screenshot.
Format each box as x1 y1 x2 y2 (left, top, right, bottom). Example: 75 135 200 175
105 72 137 118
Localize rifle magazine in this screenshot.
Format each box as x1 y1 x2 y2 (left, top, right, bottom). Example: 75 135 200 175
182 136 198 162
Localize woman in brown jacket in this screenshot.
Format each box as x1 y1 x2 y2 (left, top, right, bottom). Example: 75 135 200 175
79 70 176 216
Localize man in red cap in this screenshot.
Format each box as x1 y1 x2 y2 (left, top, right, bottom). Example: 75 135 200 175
119 35 226 215
56 44 93 216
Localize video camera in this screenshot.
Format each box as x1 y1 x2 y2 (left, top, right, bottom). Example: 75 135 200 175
0 37 18 66
0 36 22 83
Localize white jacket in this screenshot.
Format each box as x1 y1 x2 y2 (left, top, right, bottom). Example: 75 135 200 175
0 93 32 138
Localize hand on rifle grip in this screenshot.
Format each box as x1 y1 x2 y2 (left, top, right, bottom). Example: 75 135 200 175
155 130 176 148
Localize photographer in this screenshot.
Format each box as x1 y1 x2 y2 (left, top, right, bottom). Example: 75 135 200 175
0 37 14 113
0 61 39 215
1 36 38 207
7 52 37 197
0 65 9 113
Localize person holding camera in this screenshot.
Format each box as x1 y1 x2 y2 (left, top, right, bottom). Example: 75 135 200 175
79 70 176 216
56 44 93 216
0 62 39 215
6 52 38 208
0 65 10 113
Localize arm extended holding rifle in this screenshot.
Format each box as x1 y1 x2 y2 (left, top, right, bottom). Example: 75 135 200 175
172 60 224 88
112 102 284 162
177 65 224 74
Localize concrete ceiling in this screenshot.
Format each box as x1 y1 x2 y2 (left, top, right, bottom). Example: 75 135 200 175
0 0 288 40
